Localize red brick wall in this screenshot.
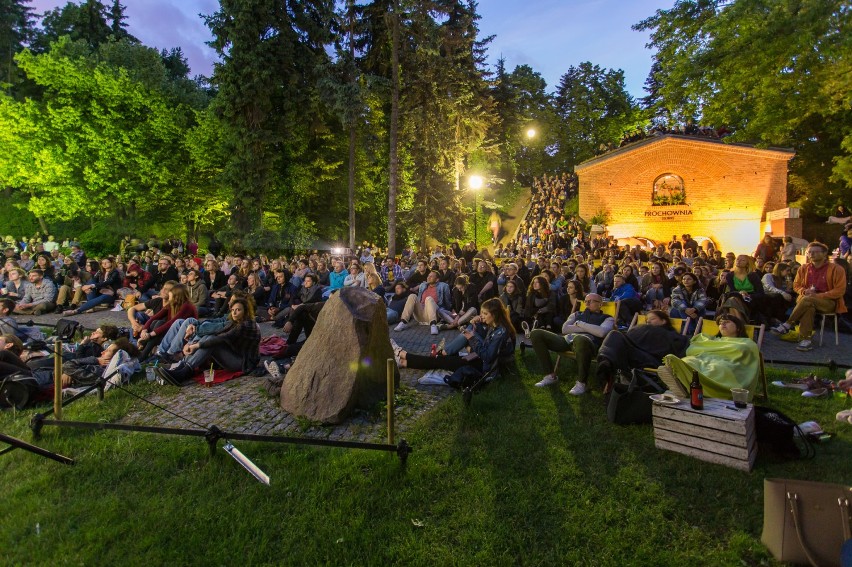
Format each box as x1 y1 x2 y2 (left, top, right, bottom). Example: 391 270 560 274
577 136 793 254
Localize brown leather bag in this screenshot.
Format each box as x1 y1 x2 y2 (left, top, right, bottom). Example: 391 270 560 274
761 478 852 567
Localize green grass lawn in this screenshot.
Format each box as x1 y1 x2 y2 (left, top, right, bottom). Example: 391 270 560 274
2 361 850 566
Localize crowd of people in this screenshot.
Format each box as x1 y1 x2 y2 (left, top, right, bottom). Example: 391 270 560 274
1 200 850 407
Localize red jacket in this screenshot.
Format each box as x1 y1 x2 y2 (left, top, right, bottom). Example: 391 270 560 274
143 302 198 335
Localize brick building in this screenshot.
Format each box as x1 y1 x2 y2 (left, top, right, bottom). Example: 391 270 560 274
576 135 795 254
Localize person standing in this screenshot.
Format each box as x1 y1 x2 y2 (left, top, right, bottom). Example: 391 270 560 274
771 242 847 351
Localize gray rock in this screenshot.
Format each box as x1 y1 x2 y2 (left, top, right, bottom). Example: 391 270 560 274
280 287 400 424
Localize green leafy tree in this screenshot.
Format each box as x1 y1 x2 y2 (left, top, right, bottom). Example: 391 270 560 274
635 0 852 214
553 62 645 170
0 37 197 235
203 0 335 248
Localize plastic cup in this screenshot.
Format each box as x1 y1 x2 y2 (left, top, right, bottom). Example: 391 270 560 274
731 388 749 408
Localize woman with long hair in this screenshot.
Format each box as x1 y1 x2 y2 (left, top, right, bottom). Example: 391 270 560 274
721 254 767 323
391 298 515 382
761 262 794 327
155 297 261 385
555 279 585 330
523 275 556 331
137 283 198 361
64 257 122 315
669 271 707 334
641 261 670 310
499 278 525 332
573 263 594 295
244 272 266 305
440 274 480 330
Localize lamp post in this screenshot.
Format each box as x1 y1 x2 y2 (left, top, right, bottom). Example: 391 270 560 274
469 175 483 246
526 127 536 140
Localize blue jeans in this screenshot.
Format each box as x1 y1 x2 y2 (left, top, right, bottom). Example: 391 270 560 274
669 308 704 335
386 309 400 325
75 291 114 314
157 317 198 355
644 287 666 306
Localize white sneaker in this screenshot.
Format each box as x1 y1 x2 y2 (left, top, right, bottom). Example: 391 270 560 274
534 374 558 387
771 322 791 335
264 360 281 380
111 303 123 312
796 339 813 352
430 324 439 335
521 321 531 339
568 381 587 395
394 321 408 332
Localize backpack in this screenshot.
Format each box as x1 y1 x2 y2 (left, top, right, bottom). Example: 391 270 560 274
754 406 815 459
54 318 81 342
0 373 41 410
258 335 288 357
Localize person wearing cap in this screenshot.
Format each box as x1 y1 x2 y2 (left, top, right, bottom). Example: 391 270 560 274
530 292 615 394
771 241 847 351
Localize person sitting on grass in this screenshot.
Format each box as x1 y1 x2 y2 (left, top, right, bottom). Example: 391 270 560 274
771 241 847 351
529 292 614 394
63 257 121 315
136 283 198 361
126 281 175 335
13 269 57 316
439 274 479 331
393 270 452 335
390 297 515 383
154 297 261 386
663 314 760 400
57 337 139 388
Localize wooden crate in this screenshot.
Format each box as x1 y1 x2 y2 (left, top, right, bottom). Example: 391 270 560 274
652 397 756 472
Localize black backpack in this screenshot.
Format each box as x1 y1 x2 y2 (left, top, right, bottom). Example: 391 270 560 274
754 406 815 459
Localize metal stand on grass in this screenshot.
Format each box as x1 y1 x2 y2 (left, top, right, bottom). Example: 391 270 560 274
27 348 412 481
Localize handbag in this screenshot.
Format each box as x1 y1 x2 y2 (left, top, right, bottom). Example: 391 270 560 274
761 478 852 567
606 369 661 425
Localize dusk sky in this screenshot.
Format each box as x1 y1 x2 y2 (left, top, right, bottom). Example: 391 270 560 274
29 0 672 98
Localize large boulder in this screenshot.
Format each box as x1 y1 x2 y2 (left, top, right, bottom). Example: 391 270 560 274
280 287 400 424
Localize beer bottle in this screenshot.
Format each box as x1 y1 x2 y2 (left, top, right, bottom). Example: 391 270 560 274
690 370 703 410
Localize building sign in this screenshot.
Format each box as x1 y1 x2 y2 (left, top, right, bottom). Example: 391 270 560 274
644 208 694 219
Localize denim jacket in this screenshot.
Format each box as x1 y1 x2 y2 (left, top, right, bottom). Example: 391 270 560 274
467 324 513 377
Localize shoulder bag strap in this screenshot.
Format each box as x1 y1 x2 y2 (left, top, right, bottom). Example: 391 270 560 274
786 492 823 567
841 497 852 542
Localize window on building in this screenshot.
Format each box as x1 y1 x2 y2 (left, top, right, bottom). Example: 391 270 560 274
652 173 686 206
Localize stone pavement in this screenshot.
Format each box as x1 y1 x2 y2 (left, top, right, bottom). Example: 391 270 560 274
19 308 461 443
14 309 852 442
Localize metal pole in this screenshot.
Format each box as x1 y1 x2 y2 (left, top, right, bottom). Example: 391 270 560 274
386 358 395 446
53 339 62 420
473 190 478 246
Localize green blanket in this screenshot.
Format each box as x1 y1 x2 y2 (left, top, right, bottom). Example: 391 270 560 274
663 335 760 400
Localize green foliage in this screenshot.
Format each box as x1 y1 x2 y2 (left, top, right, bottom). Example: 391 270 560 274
588 209 611 226
635 0 852 213
553 62 647 170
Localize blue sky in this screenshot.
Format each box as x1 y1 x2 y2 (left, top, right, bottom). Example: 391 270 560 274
30 0 671 98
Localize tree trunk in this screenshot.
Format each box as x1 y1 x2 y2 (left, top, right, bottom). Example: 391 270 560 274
347 1 357 251
348 123 356 250
387 0 400 257
37 216 49 235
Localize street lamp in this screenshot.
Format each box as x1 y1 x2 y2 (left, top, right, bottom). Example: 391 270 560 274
526 127 536 139
469 175 483 245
